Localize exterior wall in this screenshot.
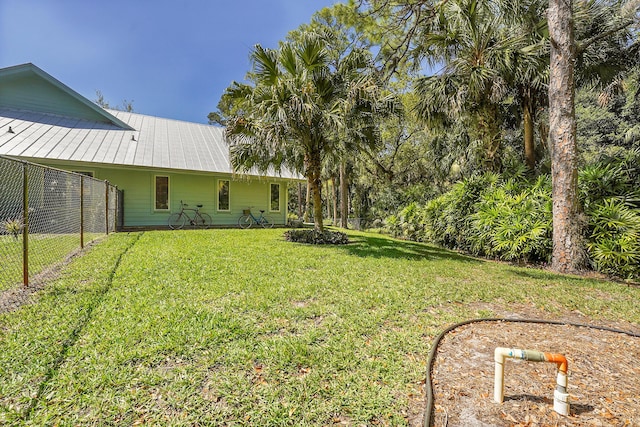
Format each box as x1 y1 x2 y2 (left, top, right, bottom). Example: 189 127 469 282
34 160 291 227
0 74 111 124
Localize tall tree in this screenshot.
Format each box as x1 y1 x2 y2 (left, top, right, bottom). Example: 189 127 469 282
94 90 135 112
289 6 401 228
222 32 386 232
548 0 585 273
412 0 524 171
223 35 335 232
548 0 639 273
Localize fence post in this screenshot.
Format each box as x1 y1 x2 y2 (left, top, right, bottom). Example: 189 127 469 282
22 164 29 287
80 175 84 249
105 181 109 235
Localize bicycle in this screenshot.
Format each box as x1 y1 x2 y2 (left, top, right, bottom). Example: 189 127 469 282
168 200 212 229
237 208 273 229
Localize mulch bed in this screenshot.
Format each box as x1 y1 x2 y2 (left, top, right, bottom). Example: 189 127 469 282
426 303 640 427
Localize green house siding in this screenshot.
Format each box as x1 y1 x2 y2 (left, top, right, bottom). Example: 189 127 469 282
0 64 131 129
35 160 289 227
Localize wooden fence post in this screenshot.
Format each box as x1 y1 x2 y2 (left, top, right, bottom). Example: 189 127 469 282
22 164 29 287
105 182 110 235
80 175 84 248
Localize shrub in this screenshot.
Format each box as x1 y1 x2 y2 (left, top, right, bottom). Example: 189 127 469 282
423 173 499 251
284 229 349 245
2 219 23 240
586 198 640 279
472 175 552 262
385 159 639 278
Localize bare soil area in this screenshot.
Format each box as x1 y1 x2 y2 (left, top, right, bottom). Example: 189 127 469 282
427 303 640 427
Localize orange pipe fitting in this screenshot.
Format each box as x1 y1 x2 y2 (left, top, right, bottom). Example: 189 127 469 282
494 347 570 416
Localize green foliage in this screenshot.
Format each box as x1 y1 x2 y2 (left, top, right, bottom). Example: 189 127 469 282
383 202 424 241
472 175 552 262
283 229 350 245
586 199 640 279
423 173 500 251
386 161 638 277
2 219 22 240
578 151 640 278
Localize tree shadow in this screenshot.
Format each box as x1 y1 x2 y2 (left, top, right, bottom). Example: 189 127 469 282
507 267 600 284
339 234 482 263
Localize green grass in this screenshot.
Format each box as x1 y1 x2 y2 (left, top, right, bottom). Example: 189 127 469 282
0 233 106 291
1 229 638 425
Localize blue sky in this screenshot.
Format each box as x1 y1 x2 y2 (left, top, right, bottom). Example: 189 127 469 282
1 0 343 124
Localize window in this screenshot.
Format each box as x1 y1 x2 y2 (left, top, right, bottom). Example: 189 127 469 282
270 183 280 212
218 179 230 211
155 176 169 210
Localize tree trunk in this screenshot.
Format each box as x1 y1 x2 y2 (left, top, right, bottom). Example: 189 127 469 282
340 161 348 229
324 180 329 218
523 89 536 171
307 151 324 232
332 176 338 225
297 182 303 218
548 0 586 273
303 178 311 223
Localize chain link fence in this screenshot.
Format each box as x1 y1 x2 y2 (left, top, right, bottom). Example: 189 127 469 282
0 156 118 293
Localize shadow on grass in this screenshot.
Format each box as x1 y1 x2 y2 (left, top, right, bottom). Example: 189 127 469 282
341 234 482 263
506 267 598 284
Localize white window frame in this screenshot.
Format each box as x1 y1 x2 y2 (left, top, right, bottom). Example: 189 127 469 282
269 182 281 213
154 175 170 211
217 179 231 212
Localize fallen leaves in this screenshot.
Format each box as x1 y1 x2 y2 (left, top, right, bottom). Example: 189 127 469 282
430 321 640 426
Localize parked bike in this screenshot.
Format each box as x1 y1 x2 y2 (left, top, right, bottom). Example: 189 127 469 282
168 200 212 229
237 208 273 229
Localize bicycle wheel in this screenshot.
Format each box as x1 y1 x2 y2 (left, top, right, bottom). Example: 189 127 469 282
259 216 273 228
168 213 185 229
238 214 253 229
197 213 213 228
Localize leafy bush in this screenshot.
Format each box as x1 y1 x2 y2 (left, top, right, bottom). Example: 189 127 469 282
2 219 23 240
284 229 349 245
586 198 640 279
472 175 552 262
385 157 639 278
422 173 499 251
580 151 640 279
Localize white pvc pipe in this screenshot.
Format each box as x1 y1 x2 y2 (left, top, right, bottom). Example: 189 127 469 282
494 347 569 416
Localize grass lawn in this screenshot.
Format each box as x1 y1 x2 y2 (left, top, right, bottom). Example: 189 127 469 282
1 229 638 425
0 234 86 291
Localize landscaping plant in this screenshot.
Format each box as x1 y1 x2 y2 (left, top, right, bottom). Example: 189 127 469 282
2 219 22 240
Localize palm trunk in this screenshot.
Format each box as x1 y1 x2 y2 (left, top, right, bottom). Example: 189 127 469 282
297 182 303 218
307 151 324 232
332 176 338 225
548 0 586 273
523 89 536 171
325 180 332 219
340 161 348 229
303 178 311 223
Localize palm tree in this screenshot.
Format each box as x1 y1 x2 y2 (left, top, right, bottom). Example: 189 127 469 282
501 0 549 171
412 0 522 171
223 35 336 232
290 13 401 229
224 32 388 233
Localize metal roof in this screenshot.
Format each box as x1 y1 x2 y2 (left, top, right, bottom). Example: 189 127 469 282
0 107 240 173
0 64 299 179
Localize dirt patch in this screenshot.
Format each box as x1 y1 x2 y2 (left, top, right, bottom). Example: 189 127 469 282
426 304 640 426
